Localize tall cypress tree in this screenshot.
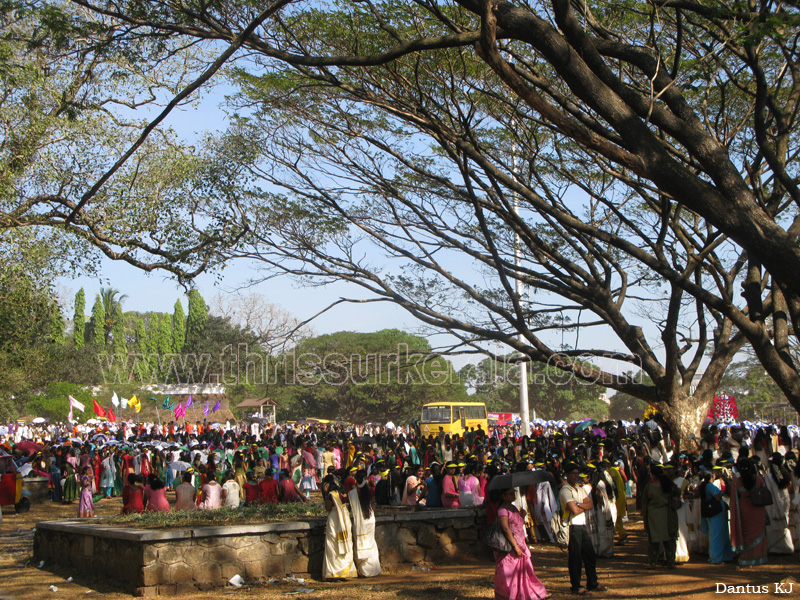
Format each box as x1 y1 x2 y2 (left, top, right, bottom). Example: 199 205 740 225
112 303 127 355
51 303 65 345
146 314 160 356
73 288 85 348
134 317 149 381
135 317 148 354
147 313 160 377
90 294 105 348
172 300 186 353
158 313 172 356
185 289 208 348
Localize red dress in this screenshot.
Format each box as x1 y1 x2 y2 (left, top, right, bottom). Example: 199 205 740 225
243 482 261 506
278 479 300 502
122 485 145 514
121 453 135 482
260 478 279 504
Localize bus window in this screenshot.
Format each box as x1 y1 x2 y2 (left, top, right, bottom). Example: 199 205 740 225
465 405 486 419
421 405 451 423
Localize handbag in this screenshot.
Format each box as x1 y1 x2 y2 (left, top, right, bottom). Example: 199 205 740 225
750 485 773 507
550 509 570 549
482 522 513 553
701 494 723 518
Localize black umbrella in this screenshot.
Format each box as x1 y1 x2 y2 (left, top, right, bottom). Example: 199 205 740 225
488 470 550 491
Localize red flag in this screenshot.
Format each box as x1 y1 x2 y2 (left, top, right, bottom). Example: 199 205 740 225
108 405 116 423
92 398 107 418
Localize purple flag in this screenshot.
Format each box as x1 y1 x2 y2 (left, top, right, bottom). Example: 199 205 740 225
203 399 209 416
212 399 221 413
186 394 193 408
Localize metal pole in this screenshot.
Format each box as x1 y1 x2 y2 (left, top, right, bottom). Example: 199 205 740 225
511 140 530 437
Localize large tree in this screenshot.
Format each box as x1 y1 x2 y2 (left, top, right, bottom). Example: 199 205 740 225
0 0 250 280
462 357 610 422
0 264 62 417
185 289 209 351
172 300 186 354
32 0 800 437
88 294 105 348
278 329 468 422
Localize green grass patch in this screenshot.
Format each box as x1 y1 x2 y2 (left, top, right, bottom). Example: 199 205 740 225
101 503 327 529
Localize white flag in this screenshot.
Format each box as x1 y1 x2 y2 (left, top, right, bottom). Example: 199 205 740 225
111 391 119 407
68 395 85 412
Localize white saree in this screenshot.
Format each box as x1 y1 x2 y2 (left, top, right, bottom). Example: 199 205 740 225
323 494 358 579
764 473 794 554
348 488 381 577
673 476 690 562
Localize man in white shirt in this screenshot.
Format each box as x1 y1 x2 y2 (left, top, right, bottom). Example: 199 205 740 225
559 464 607 596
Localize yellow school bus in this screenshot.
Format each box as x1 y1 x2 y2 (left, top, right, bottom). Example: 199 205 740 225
419 402 488 436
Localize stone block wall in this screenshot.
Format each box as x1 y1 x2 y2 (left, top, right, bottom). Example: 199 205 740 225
34 508 489 596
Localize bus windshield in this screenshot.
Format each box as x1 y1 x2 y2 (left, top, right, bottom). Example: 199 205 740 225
420 405 452 423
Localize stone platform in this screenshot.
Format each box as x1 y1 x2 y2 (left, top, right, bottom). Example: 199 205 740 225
34 507 489 596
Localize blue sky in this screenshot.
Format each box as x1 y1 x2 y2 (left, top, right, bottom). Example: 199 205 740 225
57 63 635 382
62 256 419 337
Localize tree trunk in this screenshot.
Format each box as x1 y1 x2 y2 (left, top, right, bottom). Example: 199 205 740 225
658 390 710 452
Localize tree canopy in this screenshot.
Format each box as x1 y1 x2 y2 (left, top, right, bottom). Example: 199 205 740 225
462 357 610 421
275 329 468 422
0 0 250 280
3 0 800 437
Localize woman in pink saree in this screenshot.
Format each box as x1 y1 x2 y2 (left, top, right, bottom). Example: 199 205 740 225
729 458 768 567
494 488 549 600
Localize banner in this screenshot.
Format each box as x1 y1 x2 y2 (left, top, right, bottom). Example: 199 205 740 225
488 412 518 423
108 405 116 423
203 399 210 416
185 394 193 408
111 391 120 407
68 395 85 413
212 399 221 413
127 394 142 413
92 398 107 418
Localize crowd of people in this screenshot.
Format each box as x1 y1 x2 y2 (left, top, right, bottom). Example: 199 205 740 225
2 415 800 597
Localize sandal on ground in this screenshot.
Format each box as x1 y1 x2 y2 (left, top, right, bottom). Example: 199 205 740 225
588 585 609 592
570 589 590 596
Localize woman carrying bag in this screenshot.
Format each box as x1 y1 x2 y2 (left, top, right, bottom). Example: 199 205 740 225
492 487 549 600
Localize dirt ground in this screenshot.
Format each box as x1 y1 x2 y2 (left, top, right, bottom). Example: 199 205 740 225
1 497 798 600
